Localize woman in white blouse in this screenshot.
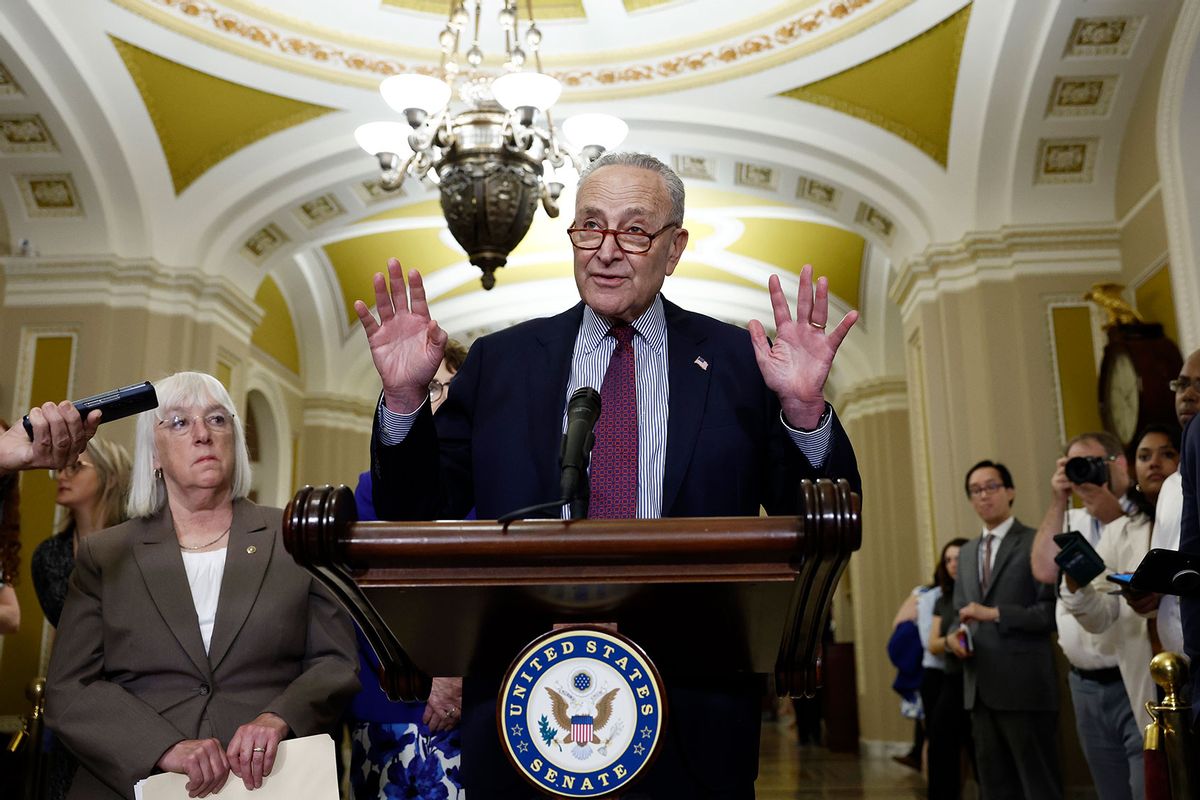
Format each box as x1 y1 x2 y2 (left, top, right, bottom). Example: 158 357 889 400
1059 424 1181 730
46 372 358 800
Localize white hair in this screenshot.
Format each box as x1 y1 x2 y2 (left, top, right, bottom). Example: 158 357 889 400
127 371 252 518
577 152 686 226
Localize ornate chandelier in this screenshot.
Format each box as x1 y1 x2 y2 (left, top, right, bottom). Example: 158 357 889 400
355 1 628 290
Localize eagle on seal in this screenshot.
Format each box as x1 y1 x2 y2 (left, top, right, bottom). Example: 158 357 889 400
547 686 620 758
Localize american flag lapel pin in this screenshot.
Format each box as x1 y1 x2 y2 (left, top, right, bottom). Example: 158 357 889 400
694 356 709 371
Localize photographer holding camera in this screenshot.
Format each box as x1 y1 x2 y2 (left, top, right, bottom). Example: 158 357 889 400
1031 432 1142 800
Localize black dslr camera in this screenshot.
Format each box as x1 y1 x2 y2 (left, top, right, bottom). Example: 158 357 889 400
1065 455 1109 486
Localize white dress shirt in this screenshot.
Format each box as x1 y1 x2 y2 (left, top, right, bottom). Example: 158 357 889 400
181 548 227 654
977 516 1015 581
1059 512 1156 727
1151 472 1184 654
1053 507 1122 670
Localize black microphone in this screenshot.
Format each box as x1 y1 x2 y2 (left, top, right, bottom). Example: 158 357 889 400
560 387 602 518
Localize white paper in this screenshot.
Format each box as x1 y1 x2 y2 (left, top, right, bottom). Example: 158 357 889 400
133 734 339 800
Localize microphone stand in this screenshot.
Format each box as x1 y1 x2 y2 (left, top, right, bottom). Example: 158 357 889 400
498 445 595 525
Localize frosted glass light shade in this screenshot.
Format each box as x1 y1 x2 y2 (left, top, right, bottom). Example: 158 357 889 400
380 74 452 115
561 113 628 152
354 122 413 156
491 72 562 111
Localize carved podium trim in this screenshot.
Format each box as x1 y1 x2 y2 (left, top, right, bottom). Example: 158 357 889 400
283 479 860 701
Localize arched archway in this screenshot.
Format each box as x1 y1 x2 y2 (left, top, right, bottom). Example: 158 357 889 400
245 388 284 507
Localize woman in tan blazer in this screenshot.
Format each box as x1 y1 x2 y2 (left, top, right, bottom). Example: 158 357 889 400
46 372 358 799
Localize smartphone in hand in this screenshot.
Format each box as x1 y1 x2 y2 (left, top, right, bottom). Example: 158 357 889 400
1105 572 1134 595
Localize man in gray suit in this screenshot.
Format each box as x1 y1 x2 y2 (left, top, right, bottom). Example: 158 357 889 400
946 460 1060 800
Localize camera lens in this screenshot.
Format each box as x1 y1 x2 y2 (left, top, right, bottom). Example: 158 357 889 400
1065 456 1108 486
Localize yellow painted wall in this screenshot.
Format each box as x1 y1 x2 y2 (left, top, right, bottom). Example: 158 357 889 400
251 277 302 375
1135 264 1180 348
111 37 333 194
0 335 73 715
1051 306 1103 442
781 6 970 165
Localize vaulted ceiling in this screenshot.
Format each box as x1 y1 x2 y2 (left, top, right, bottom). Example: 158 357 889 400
0 0 1179 397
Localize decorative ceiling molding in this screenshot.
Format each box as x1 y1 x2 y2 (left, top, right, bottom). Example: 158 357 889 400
110 0 914 99
301 392 376 432
242 223 290 263
796 176 840 209
0 257 264 340
16 173 83 217
1064 16 1143 58
735 162 778 191
855 201 893 241
672 155 717 181
294 193 345 229
1035 137 1098 184
382 0 587 20
0 62 21 97
889 225 1122 321
838 375 909 422
1046 75 1117 118
354 178 406 205
0 115 59 154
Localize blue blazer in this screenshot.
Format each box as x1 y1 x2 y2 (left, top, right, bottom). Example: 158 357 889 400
371 297 860 521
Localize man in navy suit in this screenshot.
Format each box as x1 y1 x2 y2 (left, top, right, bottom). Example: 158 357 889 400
357 152 861 798
1180 408 1200 721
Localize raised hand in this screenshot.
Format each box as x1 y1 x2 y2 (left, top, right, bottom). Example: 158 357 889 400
747 266 858 429
354 259 448 414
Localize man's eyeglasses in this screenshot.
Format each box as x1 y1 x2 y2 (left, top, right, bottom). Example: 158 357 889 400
968 481 1006 498
567 222 679 255
156 411 234 436
429 379 451 403
1169 377 1200 393
50 460 93 480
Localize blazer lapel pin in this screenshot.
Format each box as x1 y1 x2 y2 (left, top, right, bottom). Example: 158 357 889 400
694 356 709 371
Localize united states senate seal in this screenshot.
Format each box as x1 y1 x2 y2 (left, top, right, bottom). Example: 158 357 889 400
499 626 665 797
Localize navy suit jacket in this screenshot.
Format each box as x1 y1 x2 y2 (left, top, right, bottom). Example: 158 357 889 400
1180 415 1200 719
371 297 860 521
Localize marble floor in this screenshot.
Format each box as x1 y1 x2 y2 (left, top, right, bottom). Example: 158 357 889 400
755 724 932 799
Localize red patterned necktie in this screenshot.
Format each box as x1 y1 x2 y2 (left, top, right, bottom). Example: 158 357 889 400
589 324 638 518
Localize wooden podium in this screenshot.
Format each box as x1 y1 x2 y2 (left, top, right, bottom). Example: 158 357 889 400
282 479 860 702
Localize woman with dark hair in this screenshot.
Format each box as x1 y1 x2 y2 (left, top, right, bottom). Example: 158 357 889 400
0 418 21 635
925 537 972 799
1060 423 1181 736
